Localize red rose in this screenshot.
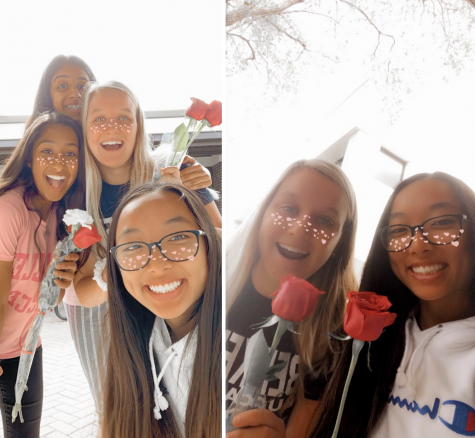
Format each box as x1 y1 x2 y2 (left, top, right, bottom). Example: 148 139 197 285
185 98 209 121
72 225 102 249
203 100 222 127
271 275 325 323
344 291 397 342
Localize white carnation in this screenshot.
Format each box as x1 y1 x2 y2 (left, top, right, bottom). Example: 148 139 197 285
63 209 94 229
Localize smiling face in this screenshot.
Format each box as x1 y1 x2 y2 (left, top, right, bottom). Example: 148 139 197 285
30 123 79 203
115 191 208 322
388 178 474 304
50 64 90 121
254 168 348 293
85 88 138 176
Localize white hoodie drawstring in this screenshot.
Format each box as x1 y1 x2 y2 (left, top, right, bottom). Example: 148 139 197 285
395 319 413 389
149 329 178 420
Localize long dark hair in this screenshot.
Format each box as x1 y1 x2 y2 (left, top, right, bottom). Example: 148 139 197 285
1 113 86 252
312 172 475 438
26 55 96 128
101 183 222 438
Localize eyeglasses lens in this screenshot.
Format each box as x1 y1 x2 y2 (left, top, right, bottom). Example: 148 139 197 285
116 232 199 270
383 216 460 252
382 227 412 252
160 232 199 261
116 243 149 270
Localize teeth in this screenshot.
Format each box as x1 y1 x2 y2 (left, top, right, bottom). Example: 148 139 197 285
101 141 122 145
149 280 182 294
67 105 82 110
279 243 308 255
47 175 65 180
411 264 445 275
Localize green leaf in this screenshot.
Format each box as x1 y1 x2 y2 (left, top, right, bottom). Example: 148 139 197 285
173 123 189 153
265 361 288 381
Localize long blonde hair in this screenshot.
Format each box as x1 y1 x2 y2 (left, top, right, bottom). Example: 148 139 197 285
81 81 154 257
226 158 358 405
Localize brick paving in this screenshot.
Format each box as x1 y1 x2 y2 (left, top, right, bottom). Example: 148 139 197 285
0 308 99 438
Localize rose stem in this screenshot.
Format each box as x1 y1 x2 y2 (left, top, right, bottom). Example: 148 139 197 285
331 339 365 438
170 118 193 166
269 318 288 359
250 319 288 409
185 121 205 149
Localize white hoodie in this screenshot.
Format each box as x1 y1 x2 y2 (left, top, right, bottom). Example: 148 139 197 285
371 314 475 438
149 317 197 437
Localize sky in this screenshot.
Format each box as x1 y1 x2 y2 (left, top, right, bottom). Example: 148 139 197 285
0 0 223 116
225 1 475 264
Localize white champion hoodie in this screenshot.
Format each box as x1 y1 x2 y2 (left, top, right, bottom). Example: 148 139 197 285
150 316 197 437
371 314 475 438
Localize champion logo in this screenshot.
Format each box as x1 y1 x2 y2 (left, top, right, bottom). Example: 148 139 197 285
388 395 475 436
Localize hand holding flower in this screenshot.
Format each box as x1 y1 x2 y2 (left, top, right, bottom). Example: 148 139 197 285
180 156 212 190
53 253 79 289
158 166 182 185
227 275 324 432
227 409 286 438
13 210 102 423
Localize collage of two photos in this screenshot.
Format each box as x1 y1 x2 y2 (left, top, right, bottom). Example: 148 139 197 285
1 1 475 437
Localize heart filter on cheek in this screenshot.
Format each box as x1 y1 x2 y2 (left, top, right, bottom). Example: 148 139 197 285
270 212 335 244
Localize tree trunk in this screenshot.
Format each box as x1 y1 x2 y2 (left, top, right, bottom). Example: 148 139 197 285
226 0 305 27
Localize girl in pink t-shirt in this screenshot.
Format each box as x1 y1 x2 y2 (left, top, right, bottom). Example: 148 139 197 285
0 112 85 438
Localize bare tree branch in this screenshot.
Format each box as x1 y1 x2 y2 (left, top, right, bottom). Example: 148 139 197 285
226 0 305 26
281 9 341 25
228 32 256 61
264 18 308 49
339 0 396 53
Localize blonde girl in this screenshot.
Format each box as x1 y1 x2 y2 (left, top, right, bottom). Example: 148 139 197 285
67 80 220 408
226 158 358 437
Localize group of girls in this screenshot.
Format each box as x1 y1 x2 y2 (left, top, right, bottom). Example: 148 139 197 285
0 54 221 438
227 159 475 438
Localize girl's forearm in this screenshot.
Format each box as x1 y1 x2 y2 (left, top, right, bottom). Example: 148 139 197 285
74 276 108 308
73 254 108 308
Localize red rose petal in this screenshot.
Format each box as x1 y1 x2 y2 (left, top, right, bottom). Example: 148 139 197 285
344 300 365 339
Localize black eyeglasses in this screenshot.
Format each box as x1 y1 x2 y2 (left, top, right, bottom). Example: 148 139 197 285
111 230 206 271
379 214 468 252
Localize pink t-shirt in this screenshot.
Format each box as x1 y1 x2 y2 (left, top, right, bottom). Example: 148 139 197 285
0 187 58 359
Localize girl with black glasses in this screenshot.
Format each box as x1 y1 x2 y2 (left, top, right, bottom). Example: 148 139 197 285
101 182 221 438
312 172 475 438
